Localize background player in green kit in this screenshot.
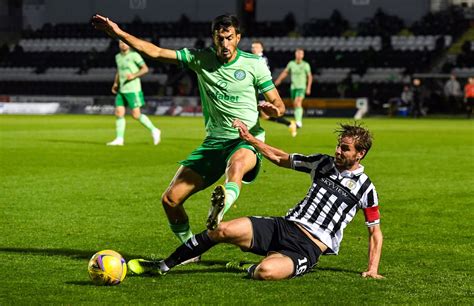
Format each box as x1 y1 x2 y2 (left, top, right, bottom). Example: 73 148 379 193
274 48 312 130
92 14 285 252
107 40 161 146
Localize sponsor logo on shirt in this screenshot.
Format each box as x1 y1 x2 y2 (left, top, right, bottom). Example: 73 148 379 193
206 89 240 102
320 177 349 198
216 80 229 89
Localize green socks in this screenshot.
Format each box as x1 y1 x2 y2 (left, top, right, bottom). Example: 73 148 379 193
223 182 240 214
138 114 157 131
169 222 193 244
116 117 126 139
294 107 303 127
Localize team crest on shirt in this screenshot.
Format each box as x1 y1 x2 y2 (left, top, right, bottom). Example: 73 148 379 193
234 69 246 80
345 179 357 190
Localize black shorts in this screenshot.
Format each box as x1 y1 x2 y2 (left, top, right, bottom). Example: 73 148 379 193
246 216 322 277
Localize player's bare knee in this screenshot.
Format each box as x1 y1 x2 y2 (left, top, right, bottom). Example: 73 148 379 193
131 112 141 120
254 263 279 280
161 192 180 208
208 222 230 241
227 161 246 179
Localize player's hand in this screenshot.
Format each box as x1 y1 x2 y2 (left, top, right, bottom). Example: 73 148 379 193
259 101 280 117
91 14 121 39
232 119 251 141
111 83 118 94
306 88 311 95
361 270 384 279
126 74 136 81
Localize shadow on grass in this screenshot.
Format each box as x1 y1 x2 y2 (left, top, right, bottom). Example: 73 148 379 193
65 281 97 286
0 248 360 276
0 247 142 261
314 266 360 275
43 139 106 145
44 139 161 146
126 267 233 279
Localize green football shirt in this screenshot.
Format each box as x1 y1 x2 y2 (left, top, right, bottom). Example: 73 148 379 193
115 51 145 93
176 47 275 139
286 60 311 90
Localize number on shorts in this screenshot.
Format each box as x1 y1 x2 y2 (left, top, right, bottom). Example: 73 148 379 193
295 257 308 275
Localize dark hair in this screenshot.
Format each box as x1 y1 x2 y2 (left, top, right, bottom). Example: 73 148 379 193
335 123 373 159
252 40 264 49
211 14 241 34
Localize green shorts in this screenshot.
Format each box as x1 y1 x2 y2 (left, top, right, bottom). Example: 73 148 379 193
291 88 306 100
179 136 264 189
115 91 145 109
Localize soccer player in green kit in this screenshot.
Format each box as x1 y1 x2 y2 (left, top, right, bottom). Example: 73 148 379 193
92 14 286 260
107 40 161 146
274 48 312 130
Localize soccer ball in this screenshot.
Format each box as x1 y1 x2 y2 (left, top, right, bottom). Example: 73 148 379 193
88 250 127 285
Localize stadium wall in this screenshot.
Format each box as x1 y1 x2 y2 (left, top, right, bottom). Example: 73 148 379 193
22 0 430 29
256 0 430 24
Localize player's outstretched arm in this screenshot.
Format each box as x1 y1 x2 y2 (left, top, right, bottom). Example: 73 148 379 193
274 69 288 87
362 224 384 279
91 14 178 64
233 119 291 168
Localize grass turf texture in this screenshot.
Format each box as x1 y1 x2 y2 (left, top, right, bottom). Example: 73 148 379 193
0 115 472 304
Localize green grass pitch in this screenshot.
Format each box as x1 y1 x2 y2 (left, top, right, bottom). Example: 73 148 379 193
0 115 472 304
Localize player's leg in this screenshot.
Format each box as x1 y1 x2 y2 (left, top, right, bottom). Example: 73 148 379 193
129 92 161 144
162 166 205 243
107 103 126 146
293 95 304 128
128 217 253 275
261 108 296 136
252 252 294 280
225 216 289 279
268 114 298 137
227 217 321 280
206 148 257 230
166 218 253 268
225 148 257 211
267 116 297 137
268 116 291 126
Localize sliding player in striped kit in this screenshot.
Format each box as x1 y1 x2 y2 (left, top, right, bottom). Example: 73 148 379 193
128 121 383 280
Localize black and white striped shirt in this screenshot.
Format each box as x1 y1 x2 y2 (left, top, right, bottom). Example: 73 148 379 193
285 153 380 255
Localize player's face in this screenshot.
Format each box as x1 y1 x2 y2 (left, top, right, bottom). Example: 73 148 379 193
295 49 304 61
213 27 241 63
251 43 263 55
119 41 130 53
335 136 364 170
